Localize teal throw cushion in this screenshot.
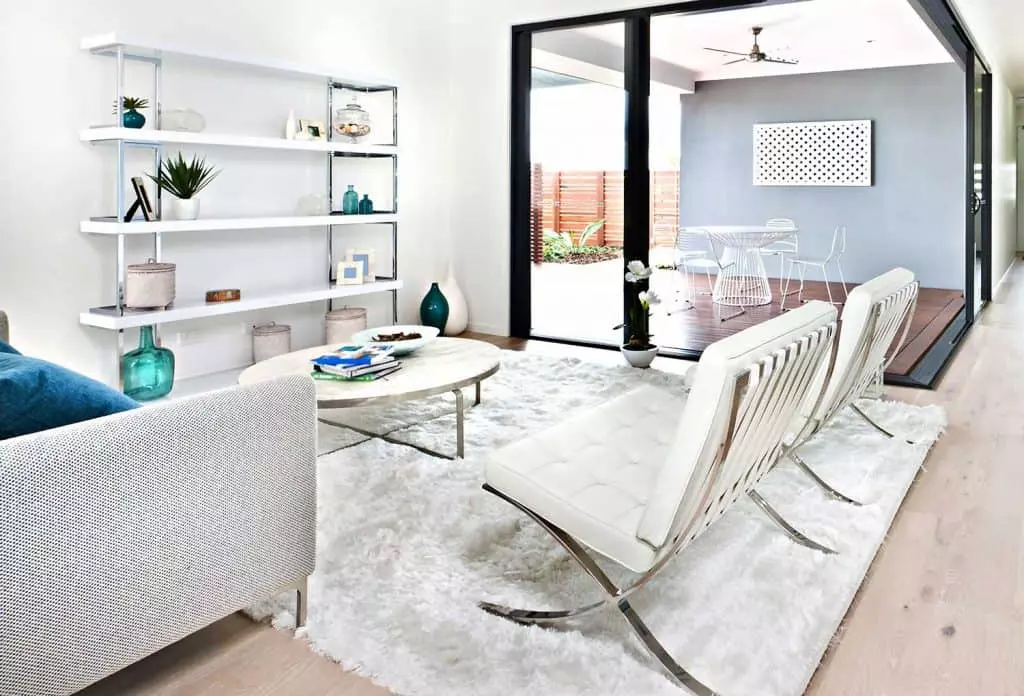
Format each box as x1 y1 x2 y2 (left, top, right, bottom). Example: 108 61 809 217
0 352 138 440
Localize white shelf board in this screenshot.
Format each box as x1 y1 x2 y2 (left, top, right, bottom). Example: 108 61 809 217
81 214 398 235
81 281 403 331
81 127 398 156
82 33 396 89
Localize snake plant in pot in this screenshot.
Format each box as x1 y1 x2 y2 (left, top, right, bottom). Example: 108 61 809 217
618 260 660 368
147 153 220 220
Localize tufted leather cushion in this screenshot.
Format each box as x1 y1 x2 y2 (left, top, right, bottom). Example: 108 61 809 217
486 385 686 572
637 301 838 551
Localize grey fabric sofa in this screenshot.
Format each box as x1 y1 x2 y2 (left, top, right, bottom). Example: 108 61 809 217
0 310 318 696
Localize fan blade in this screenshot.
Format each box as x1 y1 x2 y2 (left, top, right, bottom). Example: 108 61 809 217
723 58 748 65
762 56 799 65
704 47 749 56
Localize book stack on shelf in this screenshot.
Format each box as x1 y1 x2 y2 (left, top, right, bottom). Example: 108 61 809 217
310 345 401 382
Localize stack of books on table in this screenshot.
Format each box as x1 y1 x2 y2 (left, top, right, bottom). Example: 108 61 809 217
310 345 401 382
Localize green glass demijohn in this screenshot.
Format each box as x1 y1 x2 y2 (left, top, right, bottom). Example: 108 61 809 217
419 283 449 332
122 325 175 401
342 185 359 215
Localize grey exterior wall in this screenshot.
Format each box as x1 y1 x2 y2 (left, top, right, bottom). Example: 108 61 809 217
679 63 965 288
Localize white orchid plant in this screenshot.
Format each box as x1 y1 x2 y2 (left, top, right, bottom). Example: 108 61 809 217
619 260 660 350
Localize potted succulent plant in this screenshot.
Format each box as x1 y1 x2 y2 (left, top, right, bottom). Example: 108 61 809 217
115 96 149 129
146 153 220 220
619 260 660 368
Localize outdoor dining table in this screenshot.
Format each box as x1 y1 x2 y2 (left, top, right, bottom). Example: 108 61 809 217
681 225 799 308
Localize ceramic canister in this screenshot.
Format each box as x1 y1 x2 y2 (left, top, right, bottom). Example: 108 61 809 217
125 259 176 309
252 322 292 363
325 308 367 345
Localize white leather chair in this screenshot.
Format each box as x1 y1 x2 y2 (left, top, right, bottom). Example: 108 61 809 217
480 301 839 696
785 268 919 503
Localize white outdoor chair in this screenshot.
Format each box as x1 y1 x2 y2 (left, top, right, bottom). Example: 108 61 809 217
479 301 840 695
784 268 919 504
781 225 849 309
673 227 720 304
759 217 799 291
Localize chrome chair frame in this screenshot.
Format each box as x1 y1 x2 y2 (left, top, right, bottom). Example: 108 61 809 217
784 279 920 503
782 225 848 309
480 315 840 695
760 217 799 294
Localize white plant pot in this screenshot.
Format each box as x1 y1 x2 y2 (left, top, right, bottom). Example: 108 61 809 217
621 344 658 369
439 261 469 336
171 197 200 220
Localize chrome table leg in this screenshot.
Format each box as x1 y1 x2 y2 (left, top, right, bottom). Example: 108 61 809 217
454 388 465 458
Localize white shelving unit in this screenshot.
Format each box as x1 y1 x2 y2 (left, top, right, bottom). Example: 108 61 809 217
80 33 400 391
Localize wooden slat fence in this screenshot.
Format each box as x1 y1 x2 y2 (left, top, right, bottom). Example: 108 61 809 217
533 167 679 257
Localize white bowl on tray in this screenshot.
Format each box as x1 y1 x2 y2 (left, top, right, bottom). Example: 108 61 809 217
351 324 440 356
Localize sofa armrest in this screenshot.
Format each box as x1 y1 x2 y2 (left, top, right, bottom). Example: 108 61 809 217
0 375 318 696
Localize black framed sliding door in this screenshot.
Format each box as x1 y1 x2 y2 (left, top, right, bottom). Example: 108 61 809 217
509 0 775 344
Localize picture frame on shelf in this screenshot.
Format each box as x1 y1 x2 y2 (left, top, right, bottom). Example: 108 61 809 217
126 176 156 222
298 119 327 140
346 249 376 282
336 261 364 286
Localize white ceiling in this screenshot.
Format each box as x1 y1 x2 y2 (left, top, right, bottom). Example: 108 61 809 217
577 0 954 82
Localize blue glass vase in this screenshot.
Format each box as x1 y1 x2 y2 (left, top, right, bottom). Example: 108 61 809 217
357 194 373 215
122 326 175 401
419 283 449 332
122 109 146 129
342 185 359 215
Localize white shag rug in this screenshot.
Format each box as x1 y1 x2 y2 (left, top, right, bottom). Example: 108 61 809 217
249 351 945 696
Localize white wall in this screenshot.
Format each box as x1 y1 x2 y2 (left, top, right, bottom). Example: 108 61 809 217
991 77 1019 281
0 0 454 382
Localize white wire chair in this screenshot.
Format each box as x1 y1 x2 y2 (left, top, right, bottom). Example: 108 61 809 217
781 225 848 309
759 218 799 291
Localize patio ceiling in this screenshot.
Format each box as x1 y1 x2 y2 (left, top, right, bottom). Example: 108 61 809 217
575 0 953 82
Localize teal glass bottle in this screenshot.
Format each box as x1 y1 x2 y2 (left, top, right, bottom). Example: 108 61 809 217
357 194 374 215
122 326 175 401
342 185 359 214
419 283 449 332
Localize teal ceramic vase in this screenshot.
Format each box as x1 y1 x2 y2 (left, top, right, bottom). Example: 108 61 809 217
122 325 175 401
357 194 374 214
419 283 449 331
122 109 146 129
342 185 359 214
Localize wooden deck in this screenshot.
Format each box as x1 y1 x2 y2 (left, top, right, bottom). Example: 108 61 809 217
648 279 964 377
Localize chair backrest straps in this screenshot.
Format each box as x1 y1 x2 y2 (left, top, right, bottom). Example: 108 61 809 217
796 268 919 444
637 301 839 552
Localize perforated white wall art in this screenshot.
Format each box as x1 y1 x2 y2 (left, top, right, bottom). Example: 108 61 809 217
753 120 873 187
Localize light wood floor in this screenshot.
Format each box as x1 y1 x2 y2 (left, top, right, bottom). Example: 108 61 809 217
85 261 1024 696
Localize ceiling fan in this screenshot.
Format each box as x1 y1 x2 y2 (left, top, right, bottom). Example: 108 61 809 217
704 27 799 66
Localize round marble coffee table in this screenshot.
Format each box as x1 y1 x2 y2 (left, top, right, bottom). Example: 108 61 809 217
238 337 502 459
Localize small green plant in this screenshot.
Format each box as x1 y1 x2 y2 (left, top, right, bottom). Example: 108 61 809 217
146 153 220 200
542 220 611 263
113 96 149 112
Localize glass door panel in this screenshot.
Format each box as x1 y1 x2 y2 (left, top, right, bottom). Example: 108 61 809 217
528 21 625 345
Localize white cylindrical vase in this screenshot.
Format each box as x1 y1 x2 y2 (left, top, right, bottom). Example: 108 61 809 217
438 261 468 336
325 307 367 345
171 197 200 220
